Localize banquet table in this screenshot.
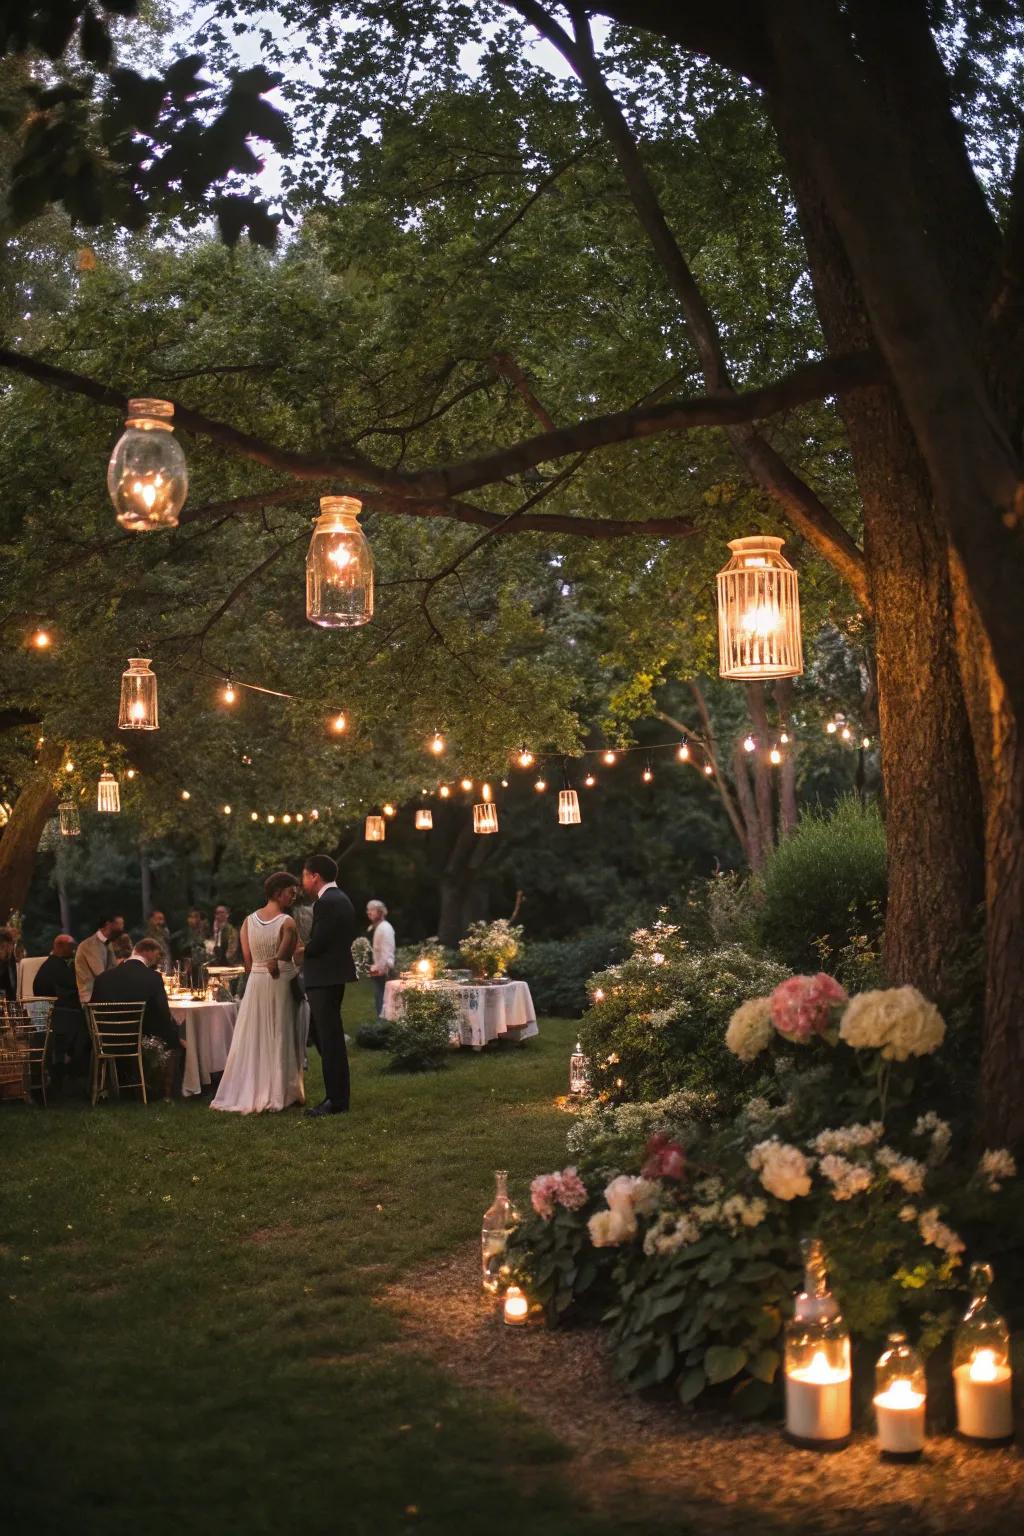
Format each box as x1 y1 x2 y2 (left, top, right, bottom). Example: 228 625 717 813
170 998 238 1096
381 978 538 1050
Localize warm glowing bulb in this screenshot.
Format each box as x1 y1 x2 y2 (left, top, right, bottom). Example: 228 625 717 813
296 813 304 823
969 1349 1000 1383
840 726 852 741
430 733 445 755
415 958 432 976
743 734 755 753
826 720 838 734
503 1286 529 1326
740 602 781 638
651 952 665 966
460 778 473 792
517 749 534 768
603 750 616 765
770 747 782 765
223 804 232 815
677 742 690 762
780 731 790 744
534 778 547 792
332 713 347 734
181 789 190 800
222 683 236 705
251 811 259 821
126 769 136 779
584 773 596 788
383 803 396 817
328 543 354 570
593 987 605 1002
32 629 51 648
131 700 146 721
282 813 292 824
642 768 653 783
267 814 275 824
501 779 509 788
482 782 492 801
310 809 319 820
862 736 871 749
64 759 74 773
704 763 714 776
439 785 451 799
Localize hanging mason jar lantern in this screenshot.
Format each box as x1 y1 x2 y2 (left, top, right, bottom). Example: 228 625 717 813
415 808 433 830
558 789 581 825
569 1041 590 1097
717 535 803 680
365 814 386 842
58 798 81 837
107 399 188 530
118 657 159 730
473 801 499 835
306 496 374 627
783 1237 851 1450
953 1261 1013 1443
96 769 120 813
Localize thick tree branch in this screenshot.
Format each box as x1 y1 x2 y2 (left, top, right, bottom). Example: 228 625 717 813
491 352 557 431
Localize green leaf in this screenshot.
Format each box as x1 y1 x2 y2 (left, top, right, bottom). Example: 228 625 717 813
704 1344 747 1384
748 1347 780 1384
731 1378 777 1419
677 1366 706 1404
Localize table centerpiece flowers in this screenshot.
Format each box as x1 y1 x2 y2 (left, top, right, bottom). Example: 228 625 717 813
458 918 524 980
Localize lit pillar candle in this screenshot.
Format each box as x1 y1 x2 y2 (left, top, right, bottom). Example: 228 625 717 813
785 1350 852 1446
503 1286 529 1327
415 958 433 979
955 1350 1013 1442
874 1379 926 1457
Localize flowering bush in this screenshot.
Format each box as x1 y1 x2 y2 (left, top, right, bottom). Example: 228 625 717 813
839 985 945 1061
458 919 523 979
350 936 373 979
386 986 459 1072
770 973 847 1042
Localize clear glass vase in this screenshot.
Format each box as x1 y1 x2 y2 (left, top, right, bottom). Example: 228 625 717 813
481 1170 518 1294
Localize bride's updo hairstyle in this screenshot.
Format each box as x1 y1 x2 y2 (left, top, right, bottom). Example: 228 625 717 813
264 870 299 902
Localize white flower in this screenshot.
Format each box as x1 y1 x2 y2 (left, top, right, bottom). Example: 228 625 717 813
978 1148 1017 1192
741 1096 779 1131
588 1207 637 1247
875 1147 927 1194
913 1111 952 1166
748 1138 812 1201
899 1204 918 1223
839 986 945 1061
604 1174 660 1218
918 1205 964 1257
649 1005 681 1027
642 1211 700 1256
720 1193 767 1229
818 1154 873 1200
725 997 775 1062
812 1123 884 1155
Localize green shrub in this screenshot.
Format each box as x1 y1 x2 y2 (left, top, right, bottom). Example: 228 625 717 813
578 925 788 1106
386 986 459 1072
757 797 887 970
393 937 453 976
355 1020 395 1051
509 928 629 1017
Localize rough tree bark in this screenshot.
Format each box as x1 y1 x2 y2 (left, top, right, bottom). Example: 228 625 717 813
0 755 59 921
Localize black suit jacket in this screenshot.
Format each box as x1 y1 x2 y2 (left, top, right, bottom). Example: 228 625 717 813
91 959 181 1051
303 886 357 987
34 954 84 1034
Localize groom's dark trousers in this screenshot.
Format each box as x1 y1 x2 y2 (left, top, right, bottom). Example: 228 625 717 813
302 883 358 1111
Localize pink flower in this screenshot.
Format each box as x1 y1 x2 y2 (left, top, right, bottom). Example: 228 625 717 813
641 1132 687 1181
558 1167 589 1210
770 973 847 1043
530 1173 560 1219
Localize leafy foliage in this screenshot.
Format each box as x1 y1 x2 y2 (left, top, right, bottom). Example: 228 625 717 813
386 983 458 1071
509 927 629 1018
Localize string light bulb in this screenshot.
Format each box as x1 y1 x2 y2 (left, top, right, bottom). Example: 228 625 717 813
743 734 756 753
382 803 396 817
429 732 445 756
223 804 232 815
295 813 304 823
704 763 714 776
251 811 259 822
126 769 136 780
267 813 276 824
439 785 451 799
181 789 191 800
222 681 236 705
780 731 790 745
534 777 547 792
770 746 782 766
32 628 51 649
460 778 473 792
603 750 617 766
517 748 534 768
840 726 852 742
64 758 74 774
826 720 838 734
862 736 871 749
642 765 653 784
676 739 690 762
108 398 188 530
584 773 596 788
331 713 347 734
310 809 319 820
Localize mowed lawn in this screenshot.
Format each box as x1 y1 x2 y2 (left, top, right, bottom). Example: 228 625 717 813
0 993 623 1536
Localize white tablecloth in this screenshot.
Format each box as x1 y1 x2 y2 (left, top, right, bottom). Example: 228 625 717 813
382 979 538 1051
170 999 238 1096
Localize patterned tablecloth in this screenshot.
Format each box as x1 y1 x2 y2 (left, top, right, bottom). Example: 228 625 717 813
170 999 238 1096
381 978 538 1051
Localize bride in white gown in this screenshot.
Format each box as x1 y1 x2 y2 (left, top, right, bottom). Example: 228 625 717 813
211 871 305 1114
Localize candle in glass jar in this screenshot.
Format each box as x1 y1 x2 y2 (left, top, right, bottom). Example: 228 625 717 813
786 1350 852 1445
955 1350 1013 1441
874 1378 926 1457
503 1286 529 1326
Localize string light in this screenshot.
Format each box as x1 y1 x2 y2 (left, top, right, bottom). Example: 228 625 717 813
267 814 276 824
826 720 838 734
310 809 319 820
222 681 236 705
642 764 653 784
517 748 534 768
296 813 304 823
534 777 547 792
676 739 690 762
460 778 473 792
704 763 714 776
439 785 451 799
382 803 396 817
603 750 617 766
429 731 445 755
862 736 871 749
126 769 136 779
743 734 756 753
780 731 790 745
64 758 74 773
181 789 190 800
282 813 292 824
769 746 782 766
584 773 596 788
840 726 852 742
481 782 492 802
223 804 232 815
31 628 51 649
251 811 259 821
500 778 509 788
331 713 347 734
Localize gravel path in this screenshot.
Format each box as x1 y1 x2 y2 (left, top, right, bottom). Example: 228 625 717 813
384 1245 1024 1535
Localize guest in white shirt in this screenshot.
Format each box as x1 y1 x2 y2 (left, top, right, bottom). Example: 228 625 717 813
366 900 396 1018
74 915 124 1003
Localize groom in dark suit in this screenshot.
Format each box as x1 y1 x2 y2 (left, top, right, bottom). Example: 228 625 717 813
300 853 357 1117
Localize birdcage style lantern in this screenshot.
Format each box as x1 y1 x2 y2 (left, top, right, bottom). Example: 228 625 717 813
717 536 803 680
953 1261 1013 1442
569 1040 590 1097
58 798 81 837
118 657 159 731
365 815 386 842
107 399 188 530
473 801 499 835
558 789 581 825
415 808 433 830
306 496 374 627
96 770 120 813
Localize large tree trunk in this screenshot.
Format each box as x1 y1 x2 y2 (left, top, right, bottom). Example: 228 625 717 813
0 759 58 921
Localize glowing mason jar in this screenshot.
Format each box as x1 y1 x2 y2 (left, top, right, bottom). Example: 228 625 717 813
953 1262 1013 1443
305 496 374 627
784 1238 851 1450
873 1332 926 1459
107 399 188 530
118 657 159 731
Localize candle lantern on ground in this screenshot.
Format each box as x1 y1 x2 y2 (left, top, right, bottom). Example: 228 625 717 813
107 398 188 530
953 1262 1014 1444
414 808 433 830
118 657 159 730
481 1170 518 1294
569 1040 590 1097
503 1286 529 1326
473 801 499 835
306 495 374 627
558 789 581 825
717 535 803 680
96 770 120 813
364 815 386 842
784 1237 851 1450
874 1333 926 1460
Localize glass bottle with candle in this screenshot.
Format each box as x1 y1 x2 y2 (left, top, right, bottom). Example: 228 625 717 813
953 1262 1014 1443
874 1332 926 1460
784 1237 852 1450
481 1170 518 1294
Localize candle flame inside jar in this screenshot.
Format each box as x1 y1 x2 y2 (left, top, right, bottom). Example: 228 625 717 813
970 1349 1000 1383
503 1287 528 1325
875 1378 924 1410
791 1350 850 1386
415 959 432 977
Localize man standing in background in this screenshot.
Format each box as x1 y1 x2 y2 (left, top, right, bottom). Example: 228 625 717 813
366 899 396 1019
75 915 123 1003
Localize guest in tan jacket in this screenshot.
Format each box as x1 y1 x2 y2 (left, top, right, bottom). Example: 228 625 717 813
74 915 124 1002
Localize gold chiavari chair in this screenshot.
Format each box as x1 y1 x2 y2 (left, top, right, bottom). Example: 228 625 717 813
8 998 55 1105
84 1001 148 1106
0 1003 31 1103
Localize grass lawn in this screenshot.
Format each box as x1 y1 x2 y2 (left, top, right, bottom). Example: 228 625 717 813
1 989 646 1536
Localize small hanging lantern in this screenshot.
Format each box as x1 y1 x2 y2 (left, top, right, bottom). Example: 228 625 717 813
953 1261 1013 1443
558 789 581 825
784 1237 851 1450
107 399 188 530
717 535 802 680
58 798 81 837
96 770 120 813
365 815 386 842
473 801 499 835
415 808 433 830
306 495 374 628
569 1041 590 1097
118 657 159 731
873 1332 926 1461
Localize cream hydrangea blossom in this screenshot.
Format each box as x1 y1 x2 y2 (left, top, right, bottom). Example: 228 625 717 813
818 1154 873 1200
588 1207 638 1247
912 1111 953 1166
875 1147 927 1194
587 1174 661 1246
978 1148 1017 1192
720 1193 768 1229
725 997 775 1062
748 1138 812 1200
642 1211 701 1256
839 986 945 1060
812 1123 884 1155
918 1206 965 1256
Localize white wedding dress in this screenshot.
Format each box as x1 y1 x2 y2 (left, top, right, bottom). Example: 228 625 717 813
211 912 305 1114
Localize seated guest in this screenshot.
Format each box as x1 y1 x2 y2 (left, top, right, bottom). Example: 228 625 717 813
0 927 17 1002
173 908 209 987
91 938 184 1056
75 915 124 1003
34 935 88 1080
111 934 134 962
144 910 173 968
